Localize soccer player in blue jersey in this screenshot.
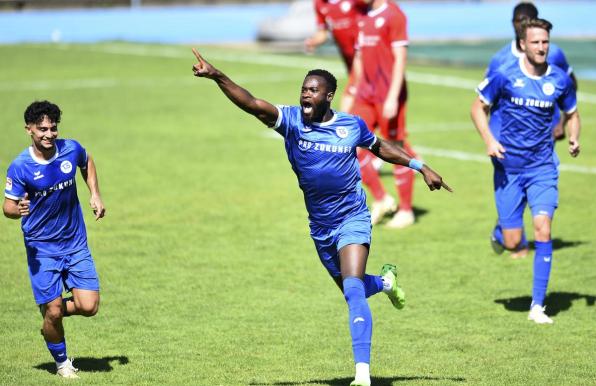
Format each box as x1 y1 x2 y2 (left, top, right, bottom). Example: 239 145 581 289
3 101 106 378
192 48 450 385
471 19 581 324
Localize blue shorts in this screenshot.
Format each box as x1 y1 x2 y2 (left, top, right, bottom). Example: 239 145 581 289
493 166 559 229
27 247 100 305
310 211 372 278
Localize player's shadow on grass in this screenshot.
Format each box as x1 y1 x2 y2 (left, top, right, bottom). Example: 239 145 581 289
34 355 129 374
495 291 595 316
527 238 586 251
251 374 465 385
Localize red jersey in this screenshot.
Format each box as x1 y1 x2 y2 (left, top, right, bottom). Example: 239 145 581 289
356 1 408 104
314 0 365 70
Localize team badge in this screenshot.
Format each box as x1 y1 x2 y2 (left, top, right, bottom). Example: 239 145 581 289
336 126 349 138
5 177 12 191
542 82 555 96
375 17 385 29
340 1 351 13
60 160 73 174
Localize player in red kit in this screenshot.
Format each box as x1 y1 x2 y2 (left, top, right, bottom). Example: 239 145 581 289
305 0 366 112
351 0 418 228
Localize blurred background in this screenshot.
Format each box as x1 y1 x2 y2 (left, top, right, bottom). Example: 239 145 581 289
1 0 595 78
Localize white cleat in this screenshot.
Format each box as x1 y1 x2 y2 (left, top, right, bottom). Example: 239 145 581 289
350 378 371 386
528 305 554 324
370 195 397 225
385 209 415 229
56 358 79 379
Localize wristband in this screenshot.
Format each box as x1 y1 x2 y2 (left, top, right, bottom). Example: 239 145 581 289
408 158 424 171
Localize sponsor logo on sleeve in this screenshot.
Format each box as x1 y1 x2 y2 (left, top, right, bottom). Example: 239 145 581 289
5 177 12 191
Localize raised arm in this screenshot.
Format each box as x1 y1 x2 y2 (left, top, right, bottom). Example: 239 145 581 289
370 138 452 192
192 48 279 128
470 96 505 159
80 154 105 221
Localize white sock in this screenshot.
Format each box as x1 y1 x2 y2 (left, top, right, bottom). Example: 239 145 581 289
381 275 393 293
355 362 370 381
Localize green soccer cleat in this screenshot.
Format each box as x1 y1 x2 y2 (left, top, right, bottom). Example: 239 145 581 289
380 263 405 310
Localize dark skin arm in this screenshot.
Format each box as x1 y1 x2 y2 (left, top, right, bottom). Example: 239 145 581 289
191 48 279 127
370 138 452 192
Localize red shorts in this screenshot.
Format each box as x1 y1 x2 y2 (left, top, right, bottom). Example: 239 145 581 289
352 87 408 141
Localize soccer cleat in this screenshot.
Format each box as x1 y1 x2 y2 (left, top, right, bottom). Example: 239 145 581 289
56 358 79 379
370 195 397 225
528 305 554 324
350 379 371 386
385 209 415 229
490 235 505 255
380 264 405 310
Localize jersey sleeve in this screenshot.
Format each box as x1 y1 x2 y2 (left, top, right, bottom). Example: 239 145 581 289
314 0 326 29
389 7 408 47
355 115 377 149
549 44 573 75
5 162 26 201
476 72 503 106
557 76 577 114
273 105 295 138
69 139 88 169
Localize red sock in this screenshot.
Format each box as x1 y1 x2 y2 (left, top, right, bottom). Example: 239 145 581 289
393 165 414 211
357 150 385 200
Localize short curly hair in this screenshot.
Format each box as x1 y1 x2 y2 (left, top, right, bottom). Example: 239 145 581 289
306 69 337 93
24 100 62 125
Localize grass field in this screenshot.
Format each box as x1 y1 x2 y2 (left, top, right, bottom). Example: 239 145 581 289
0 42 595 385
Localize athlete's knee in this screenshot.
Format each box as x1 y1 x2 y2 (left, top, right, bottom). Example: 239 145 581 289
502 231 523 250
533 216 551 242
43 302 63 323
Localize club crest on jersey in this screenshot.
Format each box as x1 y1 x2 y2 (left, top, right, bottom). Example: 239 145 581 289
60 160 73 174
542 82 555 96
375 17 385 29
5 177 12 191
340 1 351 13
513 78 525 88
336 126 349 138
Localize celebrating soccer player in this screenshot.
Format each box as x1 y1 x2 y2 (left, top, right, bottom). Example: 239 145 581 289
192 48 451 386
350 0 419 228
471 19 581 324
3 101 106 378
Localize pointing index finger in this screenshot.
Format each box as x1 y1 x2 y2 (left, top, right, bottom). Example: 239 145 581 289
441 181 453 193
192 48 203 62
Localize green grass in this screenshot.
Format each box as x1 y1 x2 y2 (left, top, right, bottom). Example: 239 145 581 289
0 42 595 385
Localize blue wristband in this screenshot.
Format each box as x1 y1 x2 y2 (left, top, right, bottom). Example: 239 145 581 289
408 159 424 171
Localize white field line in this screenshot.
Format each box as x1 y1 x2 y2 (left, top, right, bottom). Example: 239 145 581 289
262 130 596 175
71 44 596 105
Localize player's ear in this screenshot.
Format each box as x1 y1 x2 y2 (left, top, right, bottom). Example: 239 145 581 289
24 124 32 135
327 91 335 102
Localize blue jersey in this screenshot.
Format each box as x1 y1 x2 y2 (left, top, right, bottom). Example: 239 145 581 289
274 105 377 227
5 139 89 257
486 40 573 136
476 57 577 171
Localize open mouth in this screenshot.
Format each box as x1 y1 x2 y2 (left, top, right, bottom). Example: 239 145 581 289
301 102 313 115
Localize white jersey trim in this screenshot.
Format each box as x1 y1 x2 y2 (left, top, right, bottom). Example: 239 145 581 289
312 111 338 127
367 2 387 17
273 105 283 130
509 40 523 59
391 40 409 47
476 89 492 106
518 56 551 80
4 192 22 200
565 105 577 114
28 145 59 165
367 135 378 150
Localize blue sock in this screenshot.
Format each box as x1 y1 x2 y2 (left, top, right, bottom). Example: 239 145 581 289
532 240 553 307
46 339 68 364
363 274 383 298
492 224 504 245
343 277 372 364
